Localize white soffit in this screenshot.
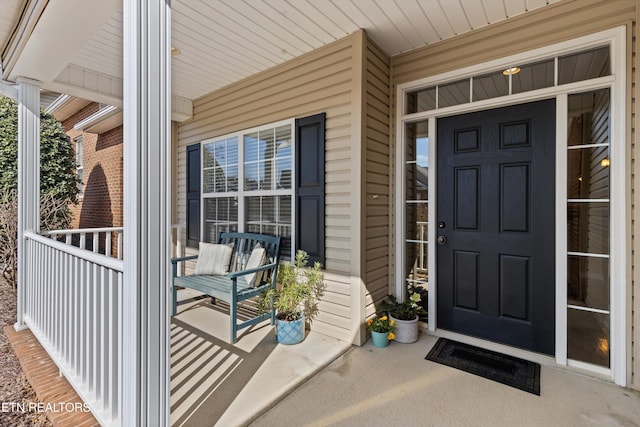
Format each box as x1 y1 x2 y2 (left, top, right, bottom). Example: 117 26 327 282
68 0 561 101
44 94 91 122
3 0 561 103
0 0 24 53
74 105 122 134
7 0 120 82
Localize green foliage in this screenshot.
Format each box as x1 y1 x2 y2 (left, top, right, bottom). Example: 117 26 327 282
0 97 18 191
0 96 79 200
0 96 78 287
380 293 427 321
258 250 325 322
367 315 396 334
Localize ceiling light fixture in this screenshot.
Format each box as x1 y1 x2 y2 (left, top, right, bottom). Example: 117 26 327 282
503 67 521 76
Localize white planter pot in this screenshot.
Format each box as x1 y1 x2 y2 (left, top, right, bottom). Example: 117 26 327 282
390 314 419 343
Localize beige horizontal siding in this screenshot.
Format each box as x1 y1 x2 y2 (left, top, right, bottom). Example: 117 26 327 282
363 37 391 321
176 32 363 343
391 0 638 389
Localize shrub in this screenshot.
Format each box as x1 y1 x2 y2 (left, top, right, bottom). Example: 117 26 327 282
0 190 72 288
0 96 78 287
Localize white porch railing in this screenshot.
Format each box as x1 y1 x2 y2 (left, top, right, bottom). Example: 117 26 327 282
46 227 124 259
24 231 123 426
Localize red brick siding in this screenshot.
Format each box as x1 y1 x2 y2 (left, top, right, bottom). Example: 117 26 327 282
61 103 123 255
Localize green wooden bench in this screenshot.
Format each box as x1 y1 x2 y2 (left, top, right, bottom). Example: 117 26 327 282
171 232 281 343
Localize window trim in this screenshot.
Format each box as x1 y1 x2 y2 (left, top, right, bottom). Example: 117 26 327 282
200 119 296 257
75 135 84 198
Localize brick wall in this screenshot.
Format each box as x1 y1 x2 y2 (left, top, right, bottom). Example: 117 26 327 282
62 103 123 253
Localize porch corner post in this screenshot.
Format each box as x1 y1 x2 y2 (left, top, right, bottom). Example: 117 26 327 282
15 77 40 331
122 0 172 425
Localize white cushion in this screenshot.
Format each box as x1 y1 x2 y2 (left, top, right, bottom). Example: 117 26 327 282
193 242 234 275
244 244 267 287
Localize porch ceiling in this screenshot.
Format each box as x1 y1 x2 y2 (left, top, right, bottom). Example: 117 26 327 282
1 0 561 105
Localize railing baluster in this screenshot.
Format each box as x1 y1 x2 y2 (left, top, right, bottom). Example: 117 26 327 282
106 232 112 257
93 232 99 254
80 233 86 250
25 229 124 425
117 232 122 260
24 231 124 425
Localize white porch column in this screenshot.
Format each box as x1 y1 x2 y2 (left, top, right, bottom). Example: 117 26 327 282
15 77 40 330
122 0 171 425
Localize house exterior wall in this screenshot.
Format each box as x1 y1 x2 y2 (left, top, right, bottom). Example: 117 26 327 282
177 31 370 344
363 38 391 325
63 102 124 235
389 0 638 390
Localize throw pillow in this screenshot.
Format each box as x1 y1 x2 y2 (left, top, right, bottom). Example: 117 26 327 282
193 242 234 275
244 243 267 287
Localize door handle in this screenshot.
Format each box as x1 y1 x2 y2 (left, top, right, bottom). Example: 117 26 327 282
437 235 447 245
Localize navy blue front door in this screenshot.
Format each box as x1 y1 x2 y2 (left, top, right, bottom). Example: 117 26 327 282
436 100 556 355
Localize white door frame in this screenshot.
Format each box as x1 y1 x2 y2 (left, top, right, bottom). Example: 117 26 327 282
395 26 627 385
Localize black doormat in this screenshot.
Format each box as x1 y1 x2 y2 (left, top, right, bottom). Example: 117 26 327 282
425 338 541 395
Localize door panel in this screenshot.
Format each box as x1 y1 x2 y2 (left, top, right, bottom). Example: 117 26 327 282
437 100 556 355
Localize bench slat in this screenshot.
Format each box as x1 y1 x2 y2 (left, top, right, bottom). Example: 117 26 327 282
174 275 251 303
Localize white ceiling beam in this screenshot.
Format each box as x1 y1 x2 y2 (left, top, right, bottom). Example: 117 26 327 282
171 95 193 122
44 65 192 122
47 64 124 107
7 0 120 83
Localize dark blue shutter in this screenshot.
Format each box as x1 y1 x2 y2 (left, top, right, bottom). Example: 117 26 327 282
186 143 200 247
295 113 325 266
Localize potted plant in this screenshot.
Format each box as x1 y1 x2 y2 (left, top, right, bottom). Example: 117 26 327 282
258 250 325 345
380 292 426 344
408 283 428 319
367 315 396 348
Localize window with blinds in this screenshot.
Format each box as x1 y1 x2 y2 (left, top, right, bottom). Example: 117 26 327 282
201 121 294 258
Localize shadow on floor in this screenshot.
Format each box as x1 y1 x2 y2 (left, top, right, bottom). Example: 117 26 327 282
170 299 276 426
170 290 351 427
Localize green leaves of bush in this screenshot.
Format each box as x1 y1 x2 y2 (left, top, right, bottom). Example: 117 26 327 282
0 96 79 200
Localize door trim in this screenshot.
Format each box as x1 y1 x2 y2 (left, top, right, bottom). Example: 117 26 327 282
395 26 627 385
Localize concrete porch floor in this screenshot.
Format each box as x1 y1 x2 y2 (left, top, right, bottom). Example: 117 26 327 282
176 289 640 427
9 287 639 426
252 333 640 427
170 289 351 426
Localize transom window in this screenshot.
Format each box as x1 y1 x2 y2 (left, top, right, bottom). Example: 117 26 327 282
201 120 294 258
406 46 611 114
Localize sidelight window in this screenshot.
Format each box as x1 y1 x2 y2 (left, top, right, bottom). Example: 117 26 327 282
404 120 429 304
566 88 611 368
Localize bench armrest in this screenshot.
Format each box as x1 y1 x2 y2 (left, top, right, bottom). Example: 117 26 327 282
171 255 198 265
227 262 278 279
